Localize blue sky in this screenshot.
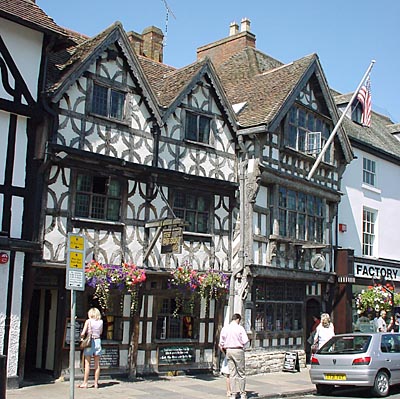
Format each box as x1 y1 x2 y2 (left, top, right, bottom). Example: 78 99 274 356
37 0 399 123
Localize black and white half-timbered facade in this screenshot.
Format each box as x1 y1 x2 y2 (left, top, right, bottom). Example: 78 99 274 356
197 20 353 364
37 22 238 376
0 0 74 387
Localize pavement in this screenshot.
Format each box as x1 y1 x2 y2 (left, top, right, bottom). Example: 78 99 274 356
6 366 315 399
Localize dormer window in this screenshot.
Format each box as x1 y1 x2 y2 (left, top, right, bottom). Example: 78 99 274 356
285 105 333 163
92 82 125 120
185 111 211 144
352 102 363 125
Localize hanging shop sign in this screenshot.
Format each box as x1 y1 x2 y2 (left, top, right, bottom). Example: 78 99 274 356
161 227 182 254
354 263 400 282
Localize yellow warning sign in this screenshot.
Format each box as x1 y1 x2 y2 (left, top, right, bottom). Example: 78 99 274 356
69 251 83 268
69 235 84 251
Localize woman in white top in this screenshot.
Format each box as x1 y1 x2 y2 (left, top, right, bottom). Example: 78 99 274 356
78 307 103 389
313 313 335 349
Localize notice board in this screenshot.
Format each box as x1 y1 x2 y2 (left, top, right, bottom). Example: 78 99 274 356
158 346 195 365
283 351 300 372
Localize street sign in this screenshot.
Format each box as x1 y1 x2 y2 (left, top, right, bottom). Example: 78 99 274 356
66 233 86 291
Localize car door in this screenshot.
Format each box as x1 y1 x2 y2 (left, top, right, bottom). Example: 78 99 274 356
380 334 400 384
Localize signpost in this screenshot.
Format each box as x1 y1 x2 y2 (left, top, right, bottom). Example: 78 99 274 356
66 233 86 399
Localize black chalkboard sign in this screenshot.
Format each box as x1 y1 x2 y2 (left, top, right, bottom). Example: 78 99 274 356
90 346 119 368
158 346 195 365
283 351 300 372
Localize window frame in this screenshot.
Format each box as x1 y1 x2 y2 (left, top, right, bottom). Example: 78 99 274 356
362 207 376 257
277 187 324 242
363 157 376 187
172 190 211 234
91 81 125 121
184 110 212 144
73 173 123 222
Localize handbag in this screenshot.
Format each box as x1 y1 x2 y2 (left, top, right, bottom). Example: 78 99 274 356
80 320 92 349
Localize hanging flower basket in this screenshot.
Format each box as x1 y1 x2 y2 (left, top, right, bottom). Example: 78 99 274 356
85 261 146 312
169 262 230 316
355 284 400 314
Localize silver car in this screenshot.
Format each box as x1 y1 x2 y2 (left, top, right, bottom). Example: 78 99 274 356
309 333 400 397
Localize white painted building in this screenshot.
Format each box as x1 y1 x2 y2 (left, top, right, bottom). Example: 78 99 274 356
334 92 400 329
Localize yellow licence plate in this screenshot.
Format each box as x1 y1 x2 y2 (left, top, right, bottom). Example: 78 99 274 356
324 374 347 381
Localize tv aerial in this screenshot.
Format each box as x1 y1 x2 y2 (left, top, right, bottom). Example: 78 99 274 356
161 0 176 48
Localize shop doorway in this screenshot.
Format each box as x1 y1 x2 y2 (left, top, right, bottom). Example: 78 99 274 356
305 298 321 362
25 288 58 379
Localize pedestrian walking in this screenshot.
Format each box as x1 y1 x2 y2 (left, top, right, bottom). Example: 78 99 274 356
219 313 249 399
313 313 334 350
376 310 387 332
78 307 103 389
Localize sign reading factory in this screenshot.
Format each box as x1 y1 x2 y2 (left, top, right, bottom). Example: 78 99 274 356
354 263 400 282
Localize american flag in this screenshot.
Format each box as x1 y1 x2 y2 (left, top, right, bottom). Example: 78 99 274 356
357 76 372 127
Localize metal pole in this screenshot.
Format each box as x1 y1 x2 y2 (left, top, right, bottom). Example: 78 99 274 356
307 60 376 181
69 290 76 399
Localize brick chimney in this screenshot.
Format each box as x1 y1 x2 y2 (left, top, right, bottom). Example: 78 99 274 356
197 18 255 67
127 26 164 63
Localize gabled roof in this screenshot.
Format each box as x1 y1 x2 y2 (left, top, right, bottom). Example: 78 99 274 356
0 0 69 38
334 93 400 160
47 22 162 125
139 56 237 131
217 48 353 162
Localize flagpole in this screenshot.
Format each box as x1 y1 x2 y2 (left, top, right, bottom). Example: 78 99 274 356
306 59 376 181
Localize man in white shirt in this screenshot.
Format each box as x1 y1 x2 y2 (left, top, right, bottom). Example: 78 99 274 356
219 314 249 399
376 310 387 332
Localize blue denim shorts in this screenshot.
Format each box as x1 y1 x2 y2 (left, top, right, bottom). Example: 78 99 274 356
83 338 102 356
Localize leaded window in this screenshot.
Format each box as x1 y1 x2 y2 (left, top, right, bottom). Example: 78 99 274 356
75 174 122 221
278 187 324 242
92 82 125 120
172 191 210 233
254 280 304 332
185 111 211 144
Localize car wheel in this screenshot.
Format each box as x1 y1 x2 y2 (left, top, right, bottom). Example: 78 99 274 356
316 384 334 395
372 371 390 397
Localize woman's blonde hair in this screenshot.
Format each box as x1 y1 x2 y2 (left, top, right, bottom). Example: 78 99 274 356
88 307 101 320
320 313 331 328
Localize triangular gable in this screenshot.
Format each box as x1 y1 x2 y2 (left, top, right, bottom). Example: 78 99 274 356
49 22 162 126
268 56 353 164
160 58 237 135
0 34 35 109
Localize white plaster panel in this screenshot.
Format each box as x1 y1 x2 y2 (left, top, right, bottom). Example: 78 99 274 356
90 230 122 265
60 79 86 114
10 196 23 238
146 321 152 344
195 349 200 363
151 350 157 367
0 313 5 354
8 251 24 376
0 251 10 334
147 295 153 318
0 194 3 226
119 349 128 368
204 349 213 363
0 18 43 100
137 350 145 366
0 112 8 185
13 117 28 187
122 321 130 345
208 322 214 343
43 216 67 261
199 322 205 343
123 294 131 317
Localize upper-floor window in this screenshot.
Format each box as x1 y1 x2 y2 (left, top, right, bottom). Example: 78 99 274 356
172 191 210 233
286 105 333 163
363 157 376 187
185 111 211 144
92 82 125 120
278 187 324 242
75 174 122 221
362 208 376 257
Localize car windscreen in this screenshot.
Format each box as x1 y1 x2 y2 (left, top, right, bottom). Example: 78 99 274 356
318 335 371 355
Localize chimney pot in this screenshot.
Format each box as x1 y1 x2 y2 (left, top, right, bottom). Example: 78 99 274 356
240 18 251 32
229 21 239 36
